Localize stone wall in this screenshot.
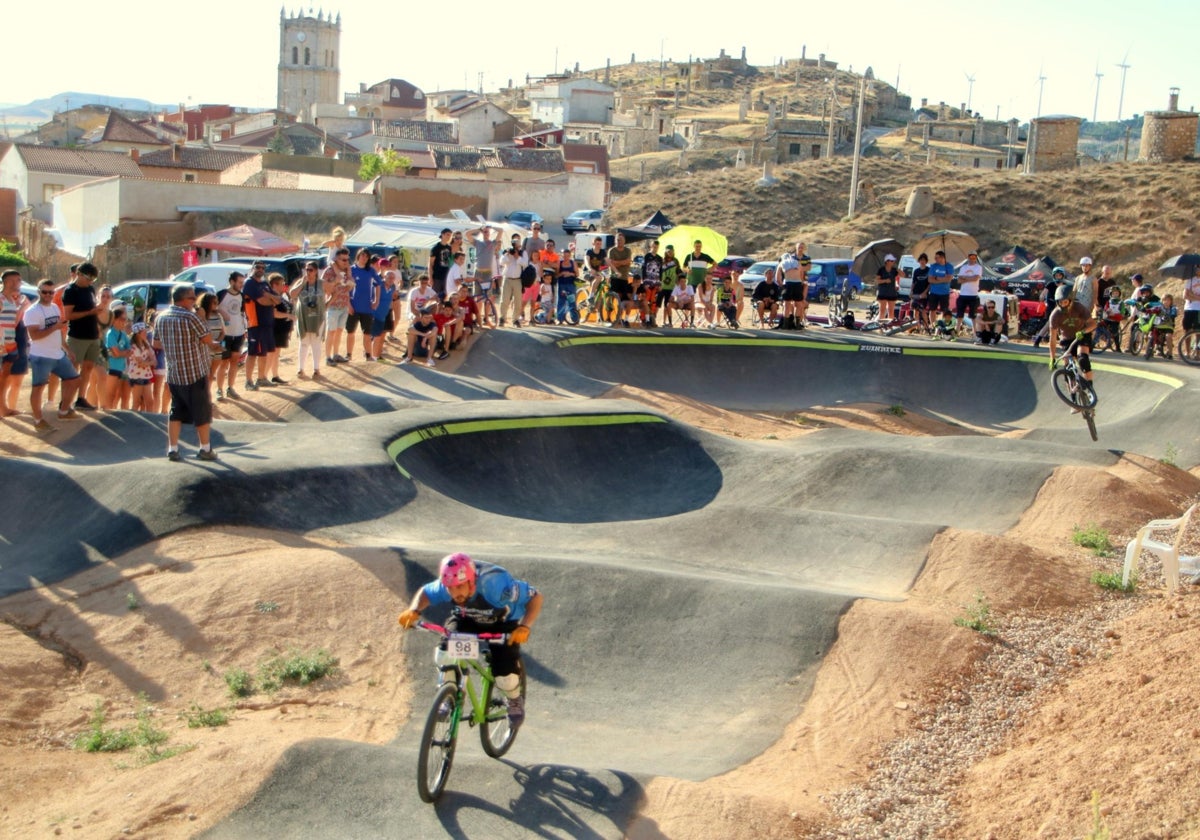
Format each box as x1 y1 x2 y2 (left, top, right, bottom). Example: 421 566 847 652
1139 111 1199 162
1025 117 1081 173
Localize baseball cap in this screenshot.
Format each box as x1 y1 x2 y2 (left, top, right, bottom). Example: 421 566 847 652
109 300 127 312
132 322 148 334
967 250 978 257
1131 273 1143 282
1079 256 1093 266
884 254 897 262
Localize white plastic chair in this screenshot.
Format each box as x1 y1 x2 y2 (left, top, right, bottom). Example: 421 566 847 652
1122 503 1200 593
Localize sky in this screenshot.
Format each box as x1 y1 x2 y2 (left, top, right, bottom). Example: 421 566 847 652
4 0 1198 124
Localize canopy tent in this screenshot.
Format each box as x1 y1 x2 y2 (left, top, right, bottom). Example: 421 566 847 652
617 210 676 242
189 224 298 257
1001 256 1062 300
988 245 1033 276
346 215 527 273
658 225 729 264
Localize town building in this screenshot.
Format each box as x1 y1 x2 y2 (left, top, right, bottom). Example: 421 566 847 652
277 8 341 120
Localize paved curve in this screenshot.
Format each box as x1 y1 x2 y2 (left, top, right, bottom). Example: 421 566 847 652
4 327 1198 837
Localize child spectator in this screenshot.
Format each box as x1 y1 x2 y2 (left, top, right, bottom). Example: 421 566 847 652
536 275 554 325
432 301 461 353
127 322 157 412
1155 294 1178 359
398 307 439 367
147 309 169 413
369 269 399 361
268 275 293 383
196 292 225 397
102 308 132 409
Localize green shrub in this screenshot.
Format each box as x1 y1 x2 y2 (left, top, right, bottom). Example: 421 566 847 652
225 668 254 698
953 591 997 636
1091 570 1136 593
184 704 229 728
258 649 339 693
1072 524 1113 557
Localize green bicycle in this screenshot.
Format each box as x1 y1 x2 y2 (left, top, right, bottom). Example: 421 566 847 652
413 620 527 803
577 273 620 324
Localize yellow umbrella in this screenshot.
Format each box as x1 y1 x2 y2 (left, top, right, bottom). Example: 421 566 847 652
659 225 729 264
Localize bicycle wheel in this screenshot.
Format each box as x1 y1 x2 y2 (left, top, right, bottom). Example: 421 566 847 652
828 296 843 322
1084 409 1098 442
481 661 525 758
1091 324 1113 354
1051 368 1097 410
1179 331 1200 366
600 292 620 324
1128 325 1145 356
416 682 460 803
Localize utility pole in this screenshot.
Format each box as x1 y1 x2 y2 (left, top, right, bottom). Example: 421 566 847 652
1115 52 1132 121
848 75 867 221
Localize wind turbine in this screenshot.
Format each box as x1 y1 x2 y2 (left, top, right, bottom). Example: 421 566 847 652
1092 64 1104 123
964 72 976 115
1115 50 1132 121
1035 67 1047 118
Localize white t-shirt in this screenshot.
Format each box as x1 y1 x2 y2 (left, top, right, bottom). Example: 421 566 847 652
446 263 466 298
407 285 438 317
1185 276 1200 312
957 262 983 296
217 289 247 337
671 284 695 304
23 303 65 359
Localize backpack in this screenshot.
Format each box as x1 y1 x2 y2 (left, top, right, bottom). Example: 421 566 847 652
842 311 857 330
520 263 537 289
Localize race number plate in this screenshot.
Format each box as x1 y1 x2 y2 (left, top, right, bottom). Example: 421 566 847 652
447 634 481 660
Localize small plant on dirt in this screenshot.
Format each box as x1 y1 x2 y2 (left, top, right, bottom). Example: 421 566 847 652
886 404 906 417
1085 790 1111 839
1160 441 1179 468
953 591 997 636
184 704 229 728
126 592 140 611
74 695 173 762
225 668 255 698
255 600 280 614
258 649 339 693
1072 524 1113 557
1091 570 1136 593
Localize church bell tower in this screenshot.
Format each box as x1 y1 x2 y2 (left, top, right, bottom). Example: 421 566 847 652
277 7 341 121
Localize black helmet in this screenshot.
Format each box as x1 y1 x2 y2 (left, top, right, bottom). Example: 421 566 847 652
1054 285 1073 303
1138 284 1154 295
1051 267 1067 278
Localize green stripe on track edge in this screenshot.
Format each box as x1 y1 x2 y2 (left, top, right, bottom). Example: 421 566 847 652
387 414 667 478
554 335 1184 388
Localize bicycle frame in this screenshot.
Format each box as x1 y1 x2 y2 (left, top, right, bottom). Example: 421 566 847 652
417 621 505 729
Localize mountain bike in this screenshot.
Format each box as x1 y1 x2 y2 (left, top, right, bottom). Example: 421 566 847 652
412 621 526 803
827 277 853 324
1090 319 1118 353
1050 336 1098 441
577 274 620 324
1177 329 1200 366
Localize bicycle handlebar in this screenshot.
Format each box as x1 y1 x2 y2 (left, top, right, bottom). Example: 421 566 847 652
415 619 508 642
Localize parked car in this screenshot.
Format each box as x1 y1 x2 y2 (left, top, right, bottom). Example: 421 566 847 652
113 280 215 324
19 282 38 302
170 261 254 294
224 253 322 284
562 209 604 234
505 210 543 229
807 259 863 302
711 256 756 282
737 261 778 294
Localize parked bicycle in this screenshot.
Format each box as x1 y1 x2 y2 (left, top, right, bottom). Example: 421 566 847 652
1050 336 1098 441
577 273 620 325
412 620 526 803
1178 329 1200 366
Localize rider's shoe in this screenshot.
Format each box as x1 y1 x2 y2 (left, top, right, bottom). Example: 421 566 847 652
506 694 525 727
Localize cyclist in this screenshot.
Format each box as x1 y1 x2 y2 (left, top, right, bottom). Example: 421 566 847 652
1125 282 1161 354
1047 284 1098 394
398 553 543 726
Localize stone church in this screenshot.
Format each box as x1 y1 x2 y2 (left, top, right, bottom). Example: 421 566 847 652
277 7 341 120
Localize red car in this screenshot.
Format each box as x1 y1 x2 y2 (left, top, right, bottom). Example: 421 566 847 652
711 256 756 281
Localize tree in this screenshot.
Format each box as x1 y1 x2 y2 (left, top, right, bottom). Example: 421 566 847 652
267 130 293 155
358 149 411 181
0 241 30 267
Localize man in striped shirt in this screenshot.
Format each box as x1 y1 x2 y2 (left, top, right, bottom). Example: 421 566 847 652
156 284 216 462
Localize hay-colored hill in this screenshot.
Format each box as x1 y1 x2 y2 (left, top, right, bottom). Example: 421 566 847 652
608 157 1200 282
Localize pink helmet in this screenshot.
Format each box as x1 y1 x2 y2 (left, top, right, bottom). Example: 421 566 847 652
439 552 476 588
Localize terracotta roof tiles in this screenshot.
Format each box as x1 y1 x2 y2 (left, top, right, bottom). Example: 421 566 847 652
14 145 144 178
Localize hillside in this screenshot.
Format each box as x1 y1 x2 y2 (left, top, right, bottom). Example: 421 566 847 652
606 157 1200 280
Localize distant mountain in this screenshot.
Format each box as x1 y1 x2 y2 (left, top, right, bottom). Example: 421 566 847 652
0 91 176 120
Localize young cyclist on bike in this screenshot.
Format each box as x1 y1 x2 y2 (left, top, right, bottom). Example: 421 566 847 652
399 553 543 726
1047 285 1098 393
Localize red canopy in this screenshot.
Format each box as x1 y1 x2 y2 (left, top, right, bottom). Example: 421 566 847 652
189 224 298 256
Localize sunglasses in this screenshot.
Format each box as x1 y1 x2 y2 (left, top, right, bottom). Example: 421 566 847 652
38 289 55 295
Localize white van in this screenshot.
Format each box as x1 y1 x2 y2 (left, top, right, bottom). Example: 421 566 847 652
897 254 920 298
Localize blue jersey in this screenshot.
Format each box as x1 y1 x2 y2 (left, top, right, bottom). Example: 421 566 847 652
928 262 954 294
372 283 395 322
421 562 537 626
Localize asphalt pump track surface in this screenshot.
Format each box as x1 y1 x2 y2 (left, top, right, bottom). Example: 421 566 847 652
4 326 1198 838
